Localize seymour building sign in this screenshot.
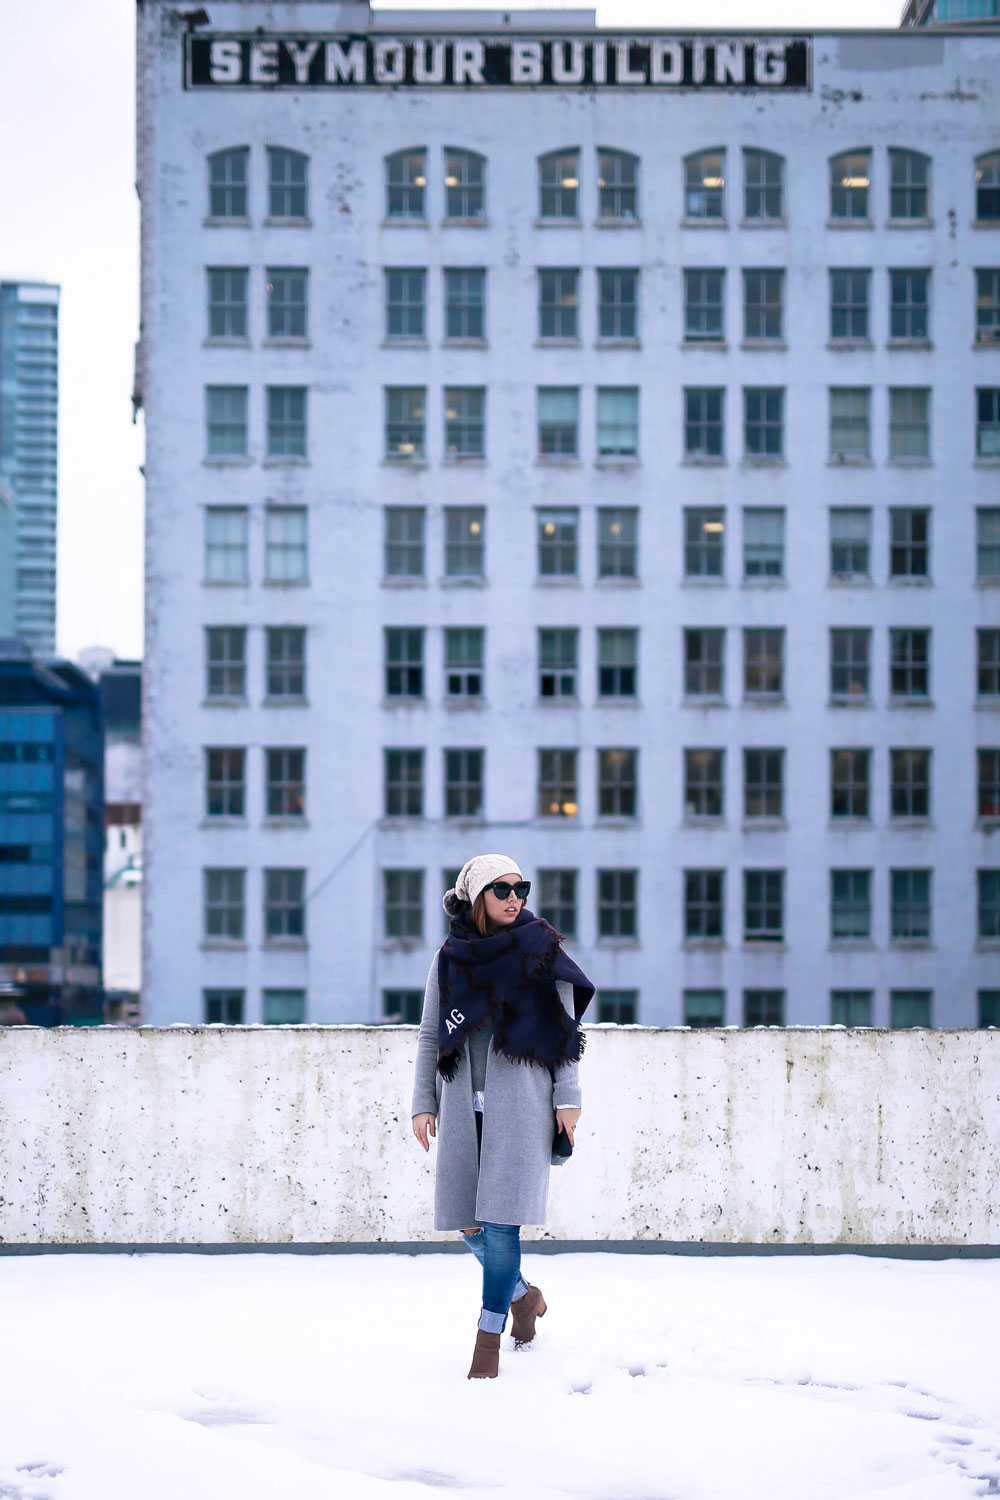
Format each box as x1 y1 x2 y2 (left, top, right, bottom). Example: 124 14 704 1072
185 34 812 91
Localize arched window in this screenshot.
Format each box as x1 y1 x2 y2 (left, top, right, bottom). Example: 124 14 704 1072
267 148 308 220
444 148 485 220
889 149 930 220
743 149 784 222
597 148 638 221
684 149 725 221
976 151 1000 222
830 150 871 221
538 149 579 220
207 147 249 220
386 149 426 220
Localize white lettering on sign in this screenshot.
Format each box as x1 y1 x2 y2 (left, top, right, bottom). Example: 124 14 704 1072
286 40 320 84
452 39 485 84
650 39 683 84
374 38 405 83
592 39 607 84
325 39 366 82
250 39 279 84
755 42 788 84
511 39 543 84
615 39 646 85
413 38 446 84
444 1007 466 1035
551 39 585 85
714 41 745 85
209 38 242 84
692 39 707 85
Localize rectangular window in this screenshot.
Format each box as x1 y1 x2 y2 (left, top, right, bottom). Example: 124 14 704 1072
598 268 638 340
206 386 248 457
889 508 930 579
384 869 423 940
444 749 484 819
598 149 638 221
975 269 1000 344
685 870 724 940
204 989 244 1024
890 868 931 941
206 626 246 700
889 269 930 341
889 149 929 220
890 628 930 699
830 150 870 221
830 508 871 580
684 269 725 343
445 148 485 219
978 869 1000 939
977 509 1000 580
597 869 638 940
265 506 308 583
890 990 932 1028
744 748 783 819
979 644 1000 711
684 388 724 459
743 508 784 576
539 150 579 219
743 390 784 460
598 748 637 818
444 268 485 341
537 508 578 577
537 749 578 819
539 628 577 699
537 869 578 937
384 748 424 818
831 748 870 820
598 628 638 699
264 868 306 941
384 507 425 579
598 990 638 1024
385 269 426 341
263 989 306 1024
743 989 784 1026
386 149 425 220
385 628 424 698
829 270 870 341
266 267 308 339
204 507 248 584
265 747 305 819
203 868 245 941
383 990 423 1024
444 387 485 459
831 869 871 940
538 268 579 340
265 627 306 699
743 149 783 221
743 628 784 699
596 388 639 458
685 150 725 220
684 990 725 1027
268 147 307 219
742 269 783 342
538 387 579 458
980 991 1000 1027
597 508 638 578
830 628 871 700
743 870 784 942
444 627 484 700
830 387 871 459
977 388 1000 458
385 387 426 459
831 990 873 1026
685 748 724 818
266 386 307 458
684 628 725 698
684 508 725 578
207 268 248 339
208 148 248 219
444 507 485 578
890 747 930 819
889 389 930 460
205 747 245 818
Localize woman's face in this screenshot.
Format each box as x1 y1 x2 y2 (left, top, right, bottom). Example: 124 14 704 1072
482 872 525 929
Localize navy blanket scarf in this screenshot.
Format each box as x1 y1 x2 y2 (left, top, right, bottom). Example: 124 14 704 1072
436 907 595 1082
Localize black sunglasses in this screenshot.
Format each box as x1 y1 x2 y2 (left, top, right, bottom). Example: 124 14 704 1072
485 880 531 901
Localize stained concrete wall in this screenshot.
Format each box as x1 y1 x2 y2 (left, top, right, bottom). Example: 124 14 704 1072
0 1026 997 1246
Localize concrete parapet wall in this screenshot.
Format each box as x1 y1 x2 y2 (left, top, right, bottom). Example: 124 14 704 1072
0 1026 997 1246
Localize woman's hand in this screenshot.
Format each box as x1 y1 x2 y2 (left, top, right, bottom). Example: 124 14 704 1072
555 1106 582 1147
412 1113 437 1151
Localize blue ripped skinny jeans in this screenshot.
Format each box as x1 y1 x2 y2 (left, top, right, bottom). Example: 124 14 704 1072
461 1223 530 1334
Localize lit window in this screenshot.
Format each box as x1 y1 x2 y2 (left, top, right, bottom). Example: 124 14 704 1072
830 150 871 221
444 147 485 219
386 149 426 219
685 149 725 220
539 149 579 219
975 151 1000 222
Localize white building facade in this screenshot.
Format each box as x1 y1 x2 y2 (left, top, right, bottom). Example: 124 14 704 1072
136 2 1000 1029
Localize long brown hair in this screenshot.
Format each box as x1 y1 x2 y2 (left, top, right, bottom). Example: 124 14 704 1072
471 889 525 938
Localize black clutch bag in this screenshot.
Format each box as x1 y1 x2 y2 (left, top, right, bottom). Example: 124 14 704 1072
552 1114 573 1158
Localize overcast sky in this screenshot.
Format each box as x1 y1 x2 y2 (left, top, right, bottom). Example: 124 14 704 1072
1 0 903 664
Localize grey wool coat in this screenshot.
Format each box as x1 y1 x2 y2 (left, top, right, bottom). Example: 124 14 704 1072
411 949 583 1230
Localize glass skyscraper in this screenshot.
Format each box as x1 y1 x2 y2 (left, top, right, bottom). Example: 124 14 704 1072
0 281 60 656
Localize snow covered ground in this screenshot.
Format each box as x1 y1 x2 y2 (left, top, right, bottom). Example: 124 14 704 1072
0 1250 997 1500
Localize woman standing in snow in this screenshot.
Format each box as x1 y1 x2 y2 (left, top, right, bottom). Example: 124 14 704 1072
411 853 594 1380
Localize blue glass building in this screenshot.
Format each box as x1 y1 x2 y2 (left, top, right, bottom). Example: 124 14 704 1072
0 641 104 1024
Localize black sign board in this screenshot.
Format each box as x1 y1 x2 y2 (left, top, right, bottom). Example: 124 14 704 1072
185 34 812 91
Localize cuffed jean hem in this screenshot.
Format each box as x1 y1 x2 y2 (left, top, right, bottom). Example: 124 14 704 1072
477 1308 508 1334
461 1229 529 1303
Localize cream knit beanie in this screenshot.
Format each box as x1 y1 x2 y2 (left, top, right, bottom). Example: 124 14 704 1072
442 854 524 914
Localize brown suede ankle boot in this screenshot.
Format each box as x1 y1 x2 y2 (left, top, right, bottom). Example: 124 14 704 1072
510 1284 547 1348
467 1329 501 1379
